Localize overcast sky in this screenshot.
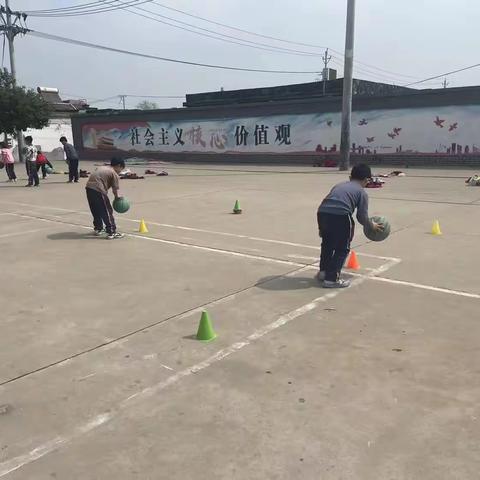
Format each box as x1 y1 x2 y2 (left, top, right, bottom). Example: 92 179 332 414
10 0 480 109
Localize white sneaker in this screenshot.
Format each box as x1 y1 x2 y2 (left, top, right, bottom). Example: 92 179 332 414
323 279 350 289
107 232 124 240
93 229 104 236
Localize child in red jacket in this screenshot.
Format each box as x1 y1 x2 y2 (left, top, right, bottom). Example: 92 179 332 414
36 150 53 179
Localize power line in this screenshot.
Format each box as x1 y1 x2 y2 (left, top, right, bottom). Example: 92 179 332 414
122 94 184 98
150 1 420 81
404 63 480 86
125 5 319 58
25 0 153 17
28 30 321 74
25 1 114 14
152 1 328 50
26 0 421 83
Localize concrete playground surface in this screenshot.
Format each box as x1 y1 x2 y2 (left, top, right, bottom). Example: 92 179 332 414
1 163 480 479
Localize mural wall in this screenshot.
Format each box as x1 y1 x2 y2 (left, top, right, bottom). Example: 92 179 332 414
81 105 480 156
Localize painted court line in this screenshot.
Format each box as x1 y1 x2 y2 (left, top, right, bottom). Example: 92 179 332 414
0 259 395 477
7 212 306 269
0 228 50 240
354 273 480 299
5 211 477 299
2 200 400 263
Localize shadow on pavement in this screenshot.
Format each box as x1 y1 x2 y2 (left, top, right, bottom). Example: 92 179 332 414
256 275 317 291
47 231 95 240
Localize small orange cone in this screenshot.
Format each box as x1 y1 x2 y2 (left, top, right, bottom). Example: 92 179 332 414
346 250 360 270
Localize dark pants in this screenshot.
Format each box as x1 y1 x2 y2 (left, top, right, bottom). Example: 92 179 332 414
5 163 16 180
317 211 354 281
26 161 39 186
68 158 79 182
86 187 116 234
37 164 47 178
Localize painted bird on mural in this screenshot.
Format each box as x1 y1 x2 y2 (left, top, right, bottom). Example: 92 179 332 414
393 127 402 135
449 122 458 132
358 118 368 126
326 120 333 127
434 116 446 128
387 132 397 139
366 137 375 143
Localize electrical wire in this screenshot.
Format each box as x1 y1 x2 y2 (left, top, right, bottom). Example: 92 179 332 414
151 1 420 81
28 30 321 74
25 0 153 17
26 1 422 83
151 1 328 50
1 35 5 68
404 63 480 86
125 6 319 58
128 3 320 58
25 1 115 14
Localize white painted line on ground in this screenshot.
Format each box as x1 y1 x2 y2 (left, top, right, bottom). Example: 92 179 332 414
2 200 400 263
287 254 318 261
0 228 50 240
0 259 396 477
7 212 306 268
348 272 480 299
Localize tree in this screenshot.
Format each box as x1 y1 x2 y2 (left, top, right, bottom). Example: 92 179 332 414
136 100 158 110
0 70 51 136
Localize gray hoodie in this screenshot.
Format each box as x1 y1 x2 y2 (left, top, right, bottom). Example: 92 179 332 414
318 180 370 226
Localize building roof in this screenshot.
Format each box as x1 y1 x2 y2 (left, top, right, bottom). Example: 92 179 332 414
37 87 88 114
183 79 415 108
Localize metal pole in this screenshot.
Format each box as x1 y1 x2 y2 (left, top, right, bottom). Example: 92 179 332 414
322 48 329 96
339 0 356 171
5 0 25 162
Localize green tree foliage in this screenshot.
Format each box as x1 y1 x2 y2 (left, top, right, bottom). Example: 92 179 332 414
0 70 51 135
136 100 158 110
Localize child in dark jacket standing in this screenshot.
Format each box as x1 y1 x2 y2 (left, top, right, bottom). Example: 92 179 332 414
317 163 383 288
60 136 79 183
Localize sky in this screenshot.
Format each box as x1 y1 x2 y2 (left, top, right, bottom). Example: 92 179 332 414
7 0 480 109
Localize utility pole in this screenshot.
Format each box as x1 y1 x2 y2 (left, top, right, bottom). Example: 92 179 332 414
0 0 29 161
119 95 126 110
339 0 356 171
322 48 332 96
442 78 449 89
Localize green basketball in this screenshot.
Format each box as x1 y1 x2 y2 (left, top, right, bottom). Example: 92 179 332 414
364 216 391 242
45 165 54 174
112 196 130 214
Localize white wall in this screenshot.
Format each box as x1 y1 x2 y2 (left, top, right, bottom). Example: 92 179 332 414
12 117 73 161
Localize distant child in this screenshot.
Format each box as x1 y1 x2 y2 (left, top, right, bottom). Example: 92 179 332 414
317 163 382 288
85 157 125 240
60 136 79 183
1 142 16 182
36 150 53 179
24 136 39 187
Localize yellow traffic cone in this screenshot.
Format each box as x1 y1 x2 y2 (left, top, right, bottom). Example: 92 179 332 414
431 220 442 236
139 219 149 233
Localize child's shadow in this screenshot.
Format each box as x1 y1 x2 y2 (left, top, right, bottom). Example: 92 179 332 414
47 231 97 240
256 275 317 291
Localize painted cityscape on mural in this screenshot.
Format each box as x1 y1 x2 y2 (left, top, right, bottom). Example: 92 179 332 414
81 105 480 155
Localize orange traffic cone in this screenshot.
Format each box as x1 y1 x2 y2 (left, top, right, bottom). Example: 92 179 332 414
346 250 360 270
